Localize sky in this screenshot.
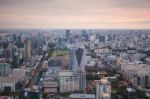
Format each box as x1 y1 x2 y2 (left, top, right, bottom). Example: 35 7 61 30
0 0 150 29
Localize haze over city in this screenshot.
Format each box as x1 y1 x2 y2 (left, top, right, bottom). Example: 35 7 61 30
0 0 150 29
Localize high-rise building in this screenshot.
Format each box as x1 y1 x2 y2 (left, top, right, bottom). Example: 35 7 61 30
107 34 112 41
69 48 86 72
99 35 105 43
66 29 70 38
12 52 20 68
81 30 89 41
96 78 111 99
59 70 80 93
24 38 31 60
59 70 86 93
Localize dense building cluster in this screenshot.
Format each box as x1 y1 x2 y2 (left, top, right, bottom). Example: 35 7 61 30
0 29 150 99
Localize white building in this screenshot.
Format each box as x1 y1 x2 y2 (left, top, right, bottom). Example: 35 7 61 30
96 78 111 99
94 48 110 58
0 77 17 92
59 70 86 93
59 70 80 93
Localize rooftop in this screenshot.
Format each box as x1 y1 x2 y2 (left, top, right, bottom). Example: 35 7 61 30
69 94 95 99
0 77 19 83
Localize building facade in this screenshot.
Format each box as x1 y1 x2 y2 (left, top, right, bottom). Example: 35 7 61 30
96 78 111 99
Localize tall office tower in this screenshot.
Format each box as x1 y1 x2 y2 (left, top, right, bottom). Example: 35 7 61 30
113 34 115 40
81 30 89 42
12 34 17 42
58 38 63 47
12 46 17 57
69 48 86 72
96 78 111 99
12 52 20 68
99 35 105 43
24 38 31 60
66 29 70 38
107 34 112 41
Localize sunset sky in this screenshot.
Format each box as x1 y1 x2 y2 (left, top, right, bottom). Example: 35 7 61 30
0 0 150 29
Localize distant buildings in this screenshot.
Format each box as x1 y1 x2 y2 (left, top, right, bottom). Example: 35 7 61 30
94 48 110 58
119 60 150 89
81 30 89 42
99 35 105 43
66 29 70 39
24 38 31 60
96 78 111 99
1 29 150 98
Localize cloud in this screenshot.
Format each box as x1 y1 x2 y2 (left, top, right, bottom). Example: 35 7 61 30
0 0 150 28
113 0 150 8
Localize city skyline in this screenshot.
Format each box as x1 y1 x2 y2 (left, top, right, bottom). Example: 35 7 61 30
0 0 150 29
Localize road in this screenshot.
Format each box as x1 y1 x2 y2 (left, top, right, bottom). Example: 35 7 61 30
26 53 47 88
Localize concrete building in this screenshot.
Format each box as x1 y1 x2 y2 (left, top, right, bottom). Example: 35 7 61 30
42 76 59 93
59 70 80 93
59 70 86 93
78 71 86 92
94 48 110 58
96 78 111 99
24 38 31 60
0 69 26 92
0 77 17 92
0 63 10 77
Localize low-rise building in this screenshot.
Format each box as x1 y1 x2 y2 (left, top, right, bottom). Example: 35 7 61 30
69 94 95 99
42 76 59 93
0 63 10 77
0 77 17 92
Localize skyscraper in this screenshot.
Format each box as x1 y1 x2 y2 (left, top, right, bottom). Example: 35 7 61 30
99 35 105 43
24 38 31 60
66 29 70 38
69 48 86 72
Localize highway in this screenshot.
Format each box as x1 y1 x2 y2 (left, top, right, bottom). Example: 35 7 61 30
26 53 47 88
